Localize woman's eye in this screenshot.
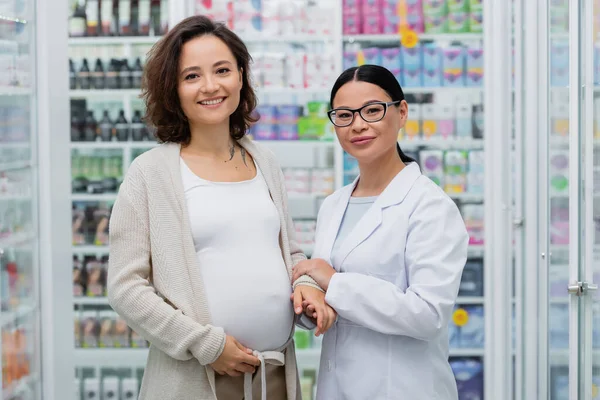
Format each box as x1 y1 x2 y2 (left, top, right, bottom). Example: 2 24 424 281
216 68 231 74
185 73 199 80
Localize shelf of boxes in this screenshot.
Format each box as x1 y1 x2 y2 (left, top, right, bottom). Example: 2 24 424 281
68 36 163 47
343 33 484 43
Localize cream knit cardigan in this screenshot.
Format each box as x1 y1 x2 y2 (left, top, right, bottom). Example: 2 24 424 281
107 137 321 400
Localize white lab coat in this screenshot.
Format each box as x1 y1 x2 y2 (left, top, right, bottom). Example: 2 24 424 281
313 162 469 400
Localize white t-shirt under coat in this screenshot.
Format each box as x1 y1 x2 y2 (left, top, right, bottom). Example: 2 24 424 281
180 157 294 352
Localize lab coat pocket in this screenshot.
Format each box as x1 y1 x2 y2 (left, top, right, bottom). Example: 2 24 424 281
335 322 390 400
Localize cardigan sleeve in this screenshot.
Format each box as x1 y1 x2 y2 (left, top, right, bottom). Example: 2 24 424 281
107 161 226 365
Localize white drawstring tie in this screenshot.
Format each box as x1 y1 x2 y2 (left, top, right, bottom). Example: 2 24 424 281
243 349 285 400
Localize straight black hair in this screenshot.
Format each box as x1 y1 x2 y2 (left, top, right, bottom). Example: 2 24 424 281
330 65 416 164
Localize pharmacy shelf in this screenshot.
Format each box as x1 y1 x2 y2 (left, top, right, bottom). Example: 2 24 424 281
1 303 36 328
550 350 600 366
449 348 485 357
243 35 335 44
68 36 162 46
71 141 157 150
468 245 484 258
255 140 335 149
0 160 31 172
399 137 484 150
72 245 110 254
448 193 484 202
70 89 141 98
0 87 32 96
74 297 110 306
0 193 32 201
456 296 485 305
74 347 324 368
402 87 483 95
0 142 30 150
343 33 484 43
257 87 331 96
71 193 118 202
0 232 36 250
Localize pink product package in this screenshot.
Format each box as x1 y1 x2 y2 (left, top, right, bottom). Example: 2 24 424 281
362 13 383 34
382 15 399 33
361 0 383 15
406 3 424 17
343 14 362 34
438 119 455 139
406 13 425 32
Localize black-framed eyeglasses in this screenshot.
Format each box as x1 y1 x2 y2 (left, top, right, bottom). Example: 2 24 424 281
327 101 401 127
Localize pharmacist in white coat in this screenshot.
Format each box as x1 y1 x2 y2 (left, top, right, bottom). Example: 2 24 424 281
292 65 469 400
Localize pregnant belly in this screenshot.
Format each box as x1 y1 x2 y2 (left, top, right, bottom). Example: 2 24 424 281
199 251 295 352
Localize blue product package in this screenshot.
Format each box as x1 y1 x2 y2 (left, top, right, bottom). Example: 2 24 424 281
423 42 443 70
256 105 278 124
363 47 383 65
442 45 466 87
423 67 443 87
403 67 423 87
457 305 484 348
458 258 483 297
381 47 402 71
344 50 358 70
277 124 299 140
275 105 302 125
450 358 484 400
401 44 423 69
466 46 484 87
253 123 278 140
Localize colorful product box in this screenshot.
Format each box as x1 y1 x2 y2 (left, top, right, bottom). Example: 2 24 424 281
469 9 483 32
425 13 448 33
443 45 466 87
363 47 383 65
423 0 448 15
466 47 483 86
448 10 469 32
381 48 403 82
362 13 383 34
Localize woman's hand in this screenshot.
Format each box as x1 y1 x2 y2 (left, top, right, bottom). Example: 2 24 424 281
210 335 260 377
292 285 336 336
292 258 337 291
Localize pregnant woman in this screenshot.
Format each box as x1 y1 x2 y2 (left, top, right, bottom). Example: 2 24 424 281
107 15 330 400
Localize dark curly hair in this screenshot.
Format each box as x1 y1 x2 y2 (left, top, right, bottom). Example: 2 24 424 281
141 15 258 144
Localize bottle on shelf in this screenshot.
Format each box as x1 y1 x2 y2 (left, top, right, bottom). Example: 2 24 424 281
115 110 130 142
98 110 115 142
78 59 91 90
100 0 115 36
106 59 119 90
92 59 105 90
69 59 77 90
71 113 83 142
84 111 98 142
131 110 148 141
151 0 161 36
117 0 132 36
69 0 87 38
86 0 99 37
131 57 144 88
131 0 140 35
119 59 132 89
138 0 152 36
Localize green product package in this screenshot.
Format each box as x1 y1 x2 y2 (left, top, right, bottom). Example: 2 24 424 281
448 11 470 33
306 101 329 119
298 117 334 141
294 329 312 349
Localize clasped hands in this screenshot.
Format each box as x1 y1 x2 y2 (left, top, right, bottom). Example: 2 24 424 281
291 258 338 337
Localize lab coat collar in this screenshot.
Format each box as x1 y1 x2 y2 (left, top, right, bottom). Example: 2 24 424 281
324 162 422 266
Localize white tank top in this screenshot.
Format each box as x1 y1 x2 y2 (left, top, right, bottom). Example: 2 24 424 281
180 158 294 352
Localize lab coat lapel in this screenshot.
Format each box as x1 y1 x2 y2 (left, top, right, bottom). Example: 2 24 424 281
320 182 356 265
336 163 423 268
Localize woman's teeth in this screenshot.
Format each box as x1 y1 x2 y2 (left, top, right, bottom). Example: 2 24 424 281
200 98 224 105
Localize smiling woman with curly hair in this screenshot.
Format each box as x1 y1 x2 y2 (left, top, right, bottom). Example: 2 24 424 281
106 15 334 400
